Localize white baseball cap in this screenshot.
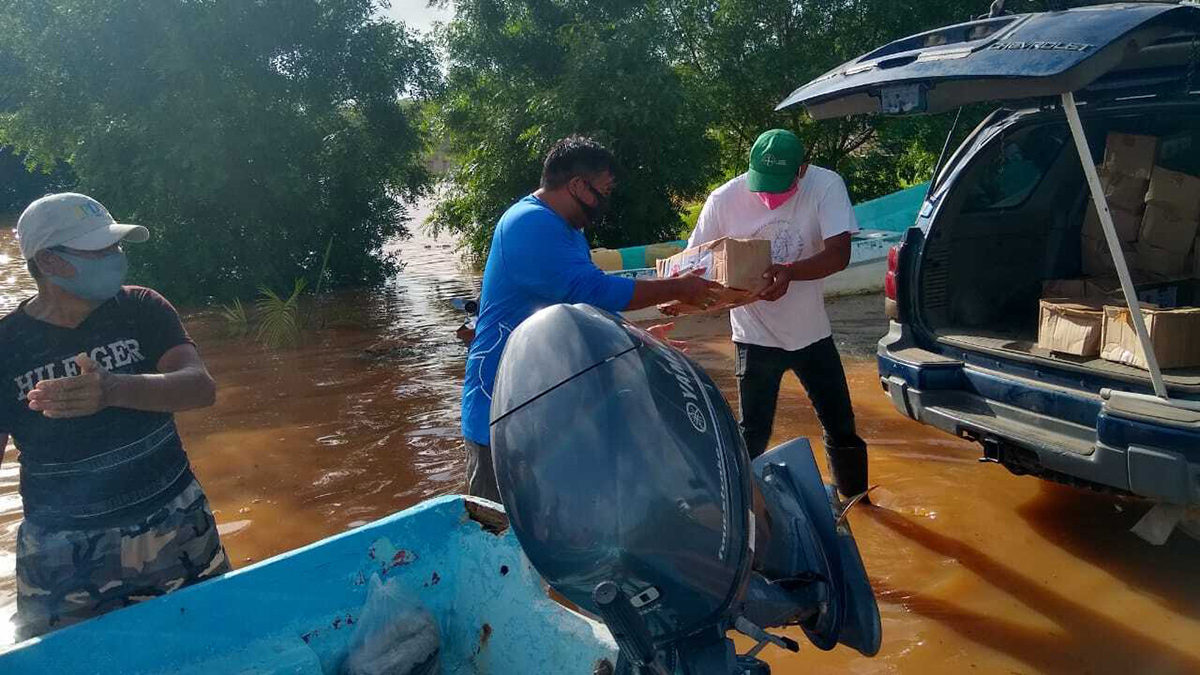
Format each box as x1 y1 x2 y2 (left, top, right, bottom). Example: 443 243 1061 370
16 193 150 259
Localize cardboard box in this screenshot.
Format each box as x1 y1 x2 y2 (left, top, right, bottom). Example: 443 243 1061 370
1103 132 1159 180
590 248 623 271
656 237 772 314
1049 275 1197 307
1098 166 1150 214
1042 278 1091 300
1085 276 1125 300
1042 278 1119 301
1145 166 1200 222
1137 203 1199 254
1083 203 1142 243
1081 235 1134 276
1133 239 1191 280
1101 305 1200 370
1038 300 1105 357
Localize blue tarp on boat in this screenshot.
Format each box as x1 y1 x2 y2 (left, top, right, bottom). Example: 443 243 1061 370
851 182 929 233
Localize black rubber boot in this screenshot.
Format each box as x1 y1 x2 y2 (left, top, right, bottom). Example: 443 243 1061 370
826 444 869 502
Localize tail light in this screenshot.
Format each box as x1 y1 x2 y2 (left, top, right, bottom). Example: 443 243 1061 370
884 244 901 301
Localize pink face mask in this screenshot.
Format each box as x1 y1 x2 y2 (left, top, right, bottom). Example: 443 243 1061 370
756 176 801 210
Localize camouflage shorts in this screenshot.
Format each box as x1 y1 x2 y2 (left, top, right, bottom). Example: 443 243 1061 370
13 478 230 641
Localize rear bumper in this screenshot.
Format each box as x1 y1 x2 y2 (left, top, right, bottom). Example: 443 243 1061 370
878 322 1200 505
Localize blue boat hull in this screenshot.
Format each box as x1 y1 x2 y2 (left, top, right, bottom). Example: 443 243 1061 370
0 496 616 673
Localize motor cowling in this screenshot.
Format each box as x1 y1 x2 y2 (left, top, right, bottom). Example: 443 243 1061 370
490 304 881 671
490 303 755 645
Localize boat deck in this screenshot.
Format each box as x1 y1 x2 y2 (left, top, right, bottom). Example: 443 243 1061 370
0 497 616 674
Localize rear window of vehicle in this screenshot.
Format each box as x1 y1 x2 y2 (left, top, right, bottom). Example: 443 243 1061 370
960 123 1070 212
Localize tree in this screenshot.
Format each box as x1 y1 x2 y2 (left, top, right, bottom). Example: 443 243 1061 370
0 149 74 214
663 0 1016 202
0 0 439 302
430 0 718 263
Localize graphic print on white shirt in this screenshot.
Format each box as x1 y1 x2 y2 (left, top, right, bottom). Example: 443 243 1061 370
687 167 858 351
753 218 806 265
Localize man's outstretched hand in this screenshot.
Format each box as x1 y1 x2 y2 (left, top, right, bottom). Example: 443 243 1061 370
674 268 723 309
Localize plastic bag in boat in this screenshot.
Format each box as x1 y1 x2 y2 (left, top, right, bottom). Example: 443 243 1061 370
341 575 440 675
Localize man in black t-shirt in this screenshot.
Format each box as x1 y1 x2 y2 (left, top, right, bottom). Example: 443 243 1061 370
1 193 229 640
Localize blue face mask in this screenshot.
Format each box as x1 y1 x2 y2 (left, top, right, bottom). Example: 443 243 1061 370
48 249 128 302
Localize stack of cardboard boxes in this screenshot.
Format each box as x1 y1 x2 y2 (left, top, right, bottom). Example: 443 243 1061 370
1038 132 1200 370
1039 279 1200 369
1080 133 1155 276
1138 166 1200 279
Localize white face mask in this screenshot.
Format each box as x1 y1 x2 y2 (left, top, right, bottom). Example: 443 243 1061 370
47 249 128 301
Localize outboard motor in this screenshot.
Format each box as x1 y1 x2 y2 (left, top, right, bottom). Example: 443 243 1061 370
491 304 881 674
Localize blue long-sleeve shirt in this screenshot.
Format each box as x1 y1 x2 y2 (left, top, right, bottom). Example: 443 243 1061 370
461 195 635 445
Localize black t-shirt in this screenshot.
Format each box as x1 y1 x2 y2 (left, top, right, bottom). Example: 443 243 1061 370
0 287 196 527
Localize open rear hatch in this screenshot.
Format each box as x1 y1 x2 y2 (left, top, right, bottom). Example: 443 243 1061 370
778 2 1200 119
780 2 1200 392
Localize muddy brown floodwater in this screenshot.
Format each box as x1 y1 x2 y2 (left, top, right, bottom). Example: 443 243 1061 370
2 205 1200 672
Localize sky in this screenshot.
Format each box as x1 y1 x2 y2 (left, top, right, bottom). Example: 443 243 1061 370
379 1 453 35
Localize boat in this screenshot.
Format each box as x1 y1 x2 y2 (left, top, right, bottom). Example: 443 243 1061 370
1 304 883 673
0 496 618 673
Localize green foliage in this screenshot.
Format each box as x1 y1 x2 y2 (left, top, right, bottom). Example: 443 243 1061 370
430 0 719 264
255 278 309 350
0 0 440 302
0 148 75 214
429 0 1034 262
217 298 250 338
662 0 995 202
680 200 704 239
221 230 339 346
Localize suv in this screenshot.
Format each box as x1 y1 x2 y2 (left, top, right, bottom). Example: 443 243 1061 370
781 2 1200 505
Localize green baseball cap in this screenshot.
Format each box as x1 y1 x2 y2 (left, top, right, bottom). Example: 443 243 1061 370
747 129 805 193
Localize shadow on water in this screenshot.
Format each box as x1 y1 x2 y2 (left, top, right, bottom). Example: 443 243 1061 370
1015 482 1200 617
866 505 1200 674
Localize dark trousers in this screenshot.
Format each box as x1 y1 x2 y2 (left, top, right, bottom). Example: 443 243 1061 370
464 438 502 503
735 337 869 497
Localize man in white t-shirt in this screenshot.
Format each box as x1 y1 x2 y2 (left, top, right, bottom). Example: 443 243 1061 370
688 129 869 500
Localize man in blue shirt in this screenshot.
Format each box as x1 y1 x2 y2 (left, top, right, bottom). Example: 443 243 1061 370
462 136 721 501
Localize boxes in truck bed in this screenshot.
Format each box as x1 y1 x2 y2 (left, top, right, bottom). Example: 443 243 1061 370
1038 299 1106 357
1138 203 1200 254
1134 239 1192 280
1101 305 1200 370
1098 166 1150 215
1103 132 1159 180
1081 235 1136 277
1043 278 1094 300
1145 166 1200 222
1044 276 1200 307
1083 203 1141 243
